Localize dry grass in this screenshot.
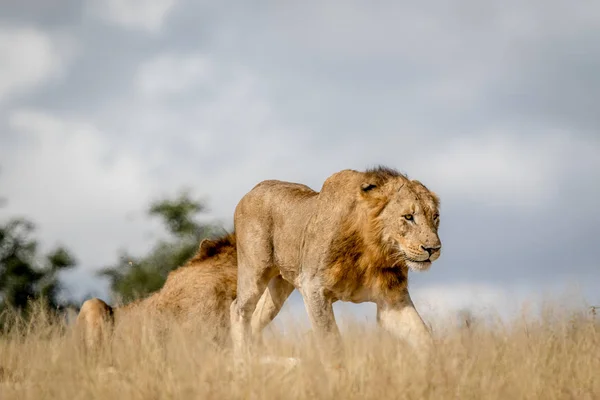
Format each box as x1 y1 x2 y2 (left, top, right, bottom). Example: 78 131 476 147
0 302 598 400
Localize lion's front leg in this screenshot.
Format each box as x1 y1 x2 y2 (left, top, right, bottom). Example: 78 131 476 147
300 283 344 369
377 291 433 359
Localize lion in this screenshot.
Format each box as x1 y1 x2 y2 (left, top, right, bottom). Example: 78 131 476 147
76 234 240 355
230 166 442 367
76 232 299 369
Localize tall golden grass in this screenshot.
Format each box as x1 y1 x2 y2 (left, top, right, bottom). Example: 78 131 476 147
0 301 598 400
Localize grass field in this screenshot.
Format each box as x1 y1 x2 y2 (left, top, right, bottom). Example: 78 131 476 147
0 302 598 400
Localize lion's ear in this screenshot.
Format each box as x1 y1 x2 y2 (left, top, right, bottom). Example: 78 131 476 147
361 183 377 192
198 238 216 259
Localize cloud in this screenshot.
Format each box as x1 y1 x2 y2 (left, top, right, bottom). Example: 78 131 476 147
109 53 317 222
86 0 177 33
410 131 600 209
276 127 600 213
0 56 314 296
1 1 599 308
257 1 600 63
1 109 160 299
135 53 213 98
182 0 600 141
0 27 67 102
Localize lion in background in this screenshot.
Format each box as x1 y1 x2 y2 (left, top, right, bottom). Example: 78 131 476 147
230 166 442 367
76 233 290 355
76 234 239 354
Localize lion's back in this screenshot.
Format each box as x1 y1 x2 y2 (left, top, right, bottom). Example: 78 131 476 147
236 180 317 216
152 258 237 317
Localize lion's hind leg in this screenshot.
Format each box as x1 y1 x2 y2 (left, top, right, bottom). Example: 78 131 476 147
251 275 294 339
230 267 278 364
230 234 279 365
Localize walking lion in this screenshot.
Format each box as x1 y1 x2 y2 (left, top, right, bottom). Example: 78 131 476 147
230 166 442 366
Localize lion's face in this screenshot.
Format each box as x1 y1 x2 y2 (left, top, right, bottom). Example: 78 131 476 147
374 180 441 272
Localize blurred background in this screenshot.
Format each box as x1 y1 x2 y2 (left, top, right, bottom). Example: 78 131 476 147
0 0 598 326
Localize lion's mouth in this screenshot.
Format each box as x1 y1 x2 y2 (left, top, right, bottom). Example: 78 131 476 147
391 242 434 271
405 258 432 272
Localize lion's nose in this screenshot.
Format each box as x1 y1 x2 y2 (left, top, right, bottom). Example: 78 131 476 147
421 245 441 256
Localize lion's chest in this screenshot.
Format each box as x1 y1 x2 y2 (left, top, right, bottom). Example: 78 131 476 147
336 285 375 304
325 257 408 304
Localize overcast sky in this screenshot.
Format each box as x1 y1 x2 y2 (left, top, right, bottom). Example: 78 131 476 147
0 0 599 324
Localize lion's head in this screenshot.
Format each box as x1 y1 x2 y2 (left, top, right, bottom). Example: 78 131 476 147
359 166 441 272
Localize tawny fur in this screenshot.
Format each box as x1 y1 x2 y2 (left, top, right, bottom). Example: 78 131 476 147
230 166 442 366
75 234 239 353
76 165 443 366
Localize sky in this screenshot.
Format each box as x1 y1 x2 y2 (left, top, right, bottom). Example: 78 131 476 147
0 0 599 326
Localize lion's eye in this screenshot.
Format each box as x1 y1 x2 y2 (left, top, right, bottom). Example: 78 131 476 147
404 214 413 221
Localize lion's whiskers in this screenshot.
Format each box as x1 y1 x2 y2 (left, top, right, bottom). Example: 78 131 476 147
389 246 409 268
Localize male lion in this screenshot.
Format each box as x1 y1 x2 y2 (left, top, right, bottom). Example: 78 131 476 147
230 166 442 366
76 234 239 354
76 233 298 370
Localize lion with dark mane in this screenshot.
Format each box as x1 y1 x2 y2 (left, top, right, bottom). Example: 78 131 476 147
76 233 295 355
76 234 238 353
230 166 442 366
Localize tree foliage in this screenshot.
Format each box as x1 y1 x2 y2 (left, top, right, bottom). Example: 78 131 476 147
99 191 222 303
0 218 76 314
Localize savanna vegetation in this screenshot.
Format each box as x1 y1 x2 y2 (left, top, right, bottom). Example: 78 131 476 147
0 182 598 399
0 299 598 399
